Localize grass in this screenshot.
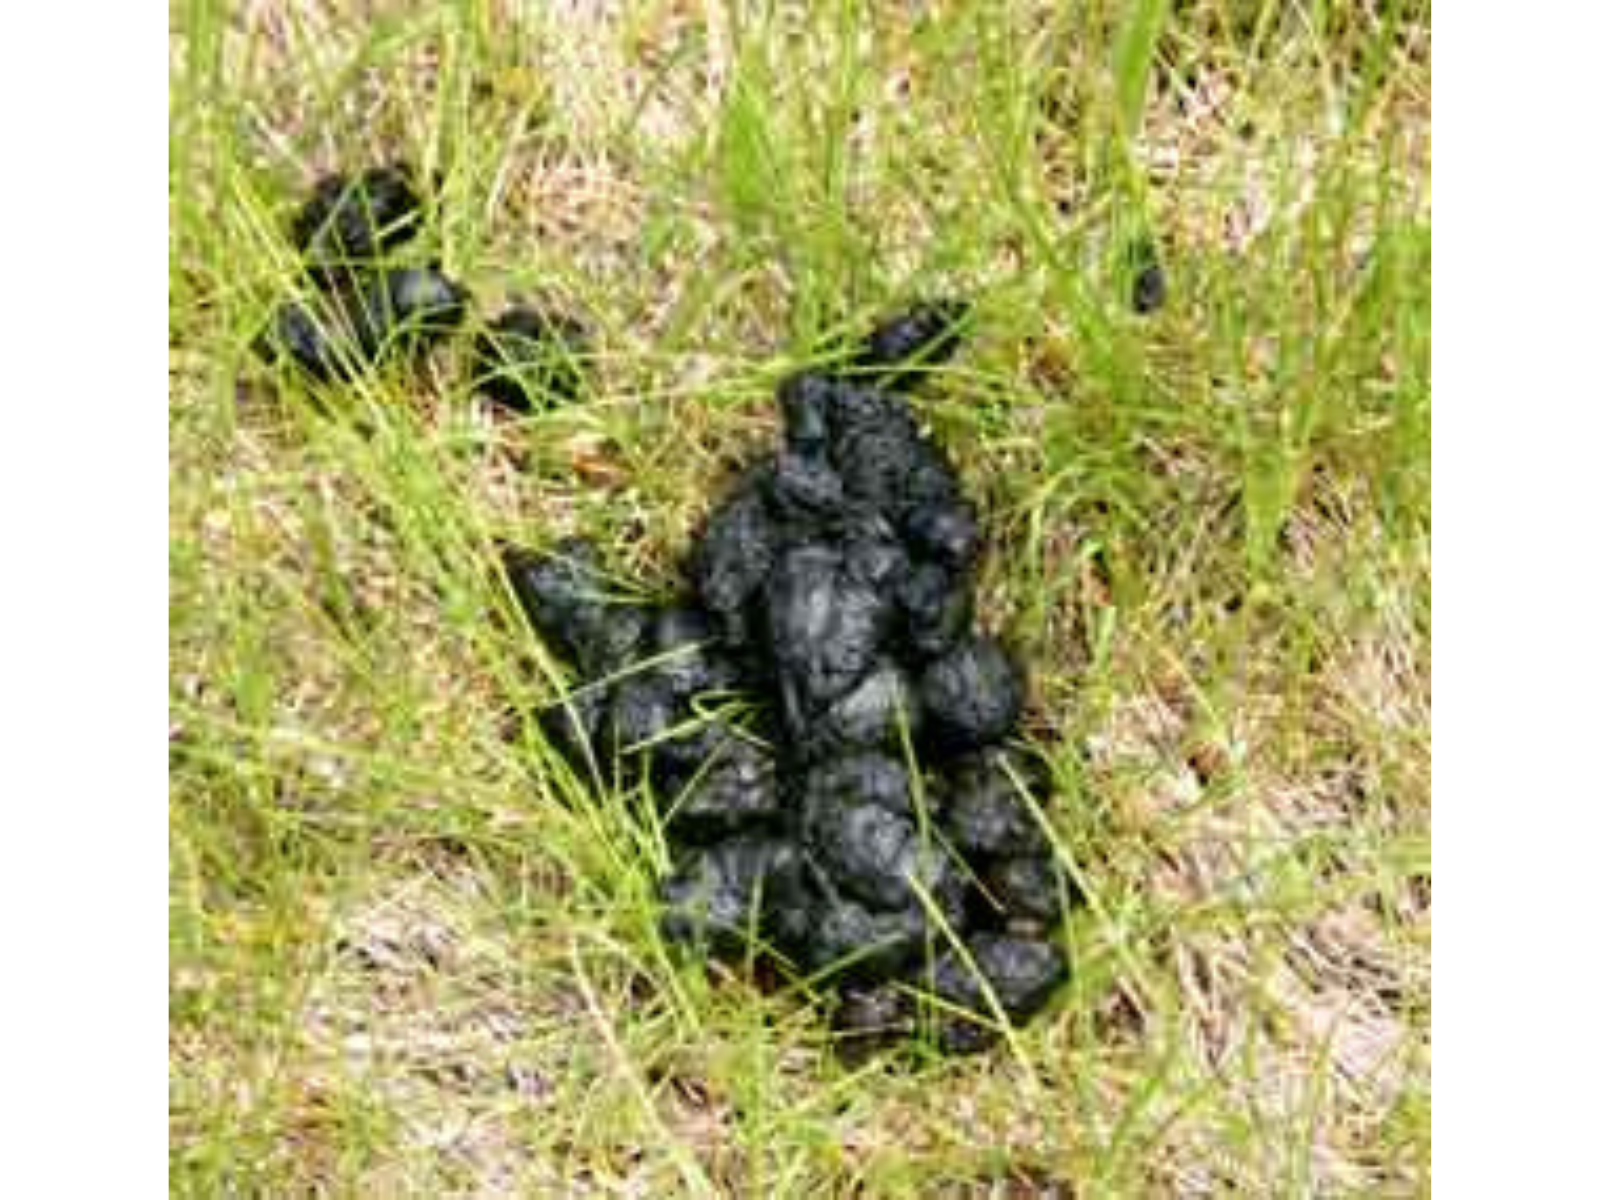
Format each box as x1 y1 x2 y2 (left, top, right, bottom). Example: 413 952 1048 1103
169 0 1430 1194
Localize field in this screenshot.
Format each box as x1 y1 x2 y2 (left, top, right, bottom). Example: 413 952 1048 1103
169 1 1430 1193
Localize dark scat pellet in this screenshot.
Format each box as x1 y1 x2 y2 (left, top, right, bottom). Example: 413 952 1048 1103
830 405 962 524
801 752 916 816
260 168 468 384
474 305 591 414
808 800 961 915
769 451 847 521
927 934 1068 1051
535 688 611 786
832 983 916 1047
257 297 365 383
659 834 808 955
803 895 930 982
662 736 782 843
918 636 1027 755
986 854 1069 929
903 498 981 572
1128 238 1167 315
648 605 742 698
291 165 424 283
764 543 897 715
688 472 785 649
777 371 834 452
602 674 680 758
807 662 922 757
353 266 470 359
502 540 648 678
258 266 468 382
651 714 737 787
897 563 973 663
944 748 1051 859
1132 263 1167 314
853 299 970 390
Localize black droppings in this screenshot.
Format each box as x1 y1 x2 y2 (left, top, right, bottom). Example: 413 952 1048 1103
897 563 974 663
292 165 424 282
944 748 1052 859
648 605 742 698
1133 262 1167 315
658 834 807 955
602 673 681 758
535 688 608 779
769 451 847 521
803 752 917 816
503 303 1074 1056
776 371 833 452
256 296 365 383
353 266 470 358
927 934 1069 1052
1129 237 1167 315
804 791 961 915
687 471 785 651
985 854 1070 930
904 497 982 571
853 299 971 390
765 543 898 716
663 736 782 843
503 539 649 678
259 168 467 383
832 982 917 1053
803 892 933 983
808 662 922 758
918 636 1027 755
474 304 591 414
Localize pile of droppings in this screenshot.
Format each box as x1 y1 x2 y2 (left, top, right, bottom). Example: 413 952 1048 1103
258 167 1076 1056
503 305 1073 1055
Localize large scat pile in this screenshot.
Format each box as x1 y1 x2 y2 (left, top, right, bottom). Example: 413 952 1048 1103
504 306 1072 1055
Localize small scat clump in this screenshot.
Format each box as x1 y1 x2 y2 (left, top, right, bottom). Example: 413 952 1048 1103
291 165 424 282
850 298 970 390
473 304 592 414
503 305 1073 1055
257 165 470 382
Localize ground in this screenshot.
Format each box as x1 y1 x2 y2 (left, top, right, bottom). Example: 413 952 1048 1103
169 1 1430 1194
